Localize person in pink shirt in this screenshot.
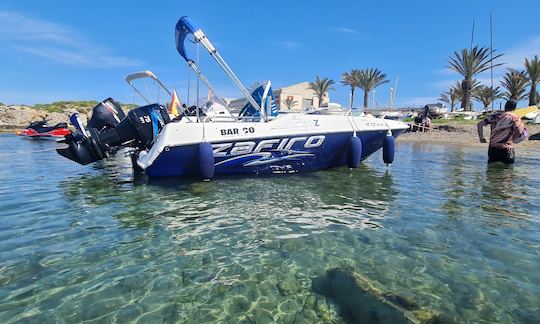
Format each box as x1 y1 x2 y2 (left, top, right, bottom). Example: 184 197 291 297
477 100 528 164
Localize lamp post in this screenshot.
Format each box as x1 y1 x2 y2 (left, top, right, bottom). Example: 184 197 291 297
389 87 394 111
372 90 376 113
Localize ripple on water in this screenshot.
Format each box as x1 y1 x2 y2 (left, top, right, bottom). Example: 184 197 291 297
0 134 540 323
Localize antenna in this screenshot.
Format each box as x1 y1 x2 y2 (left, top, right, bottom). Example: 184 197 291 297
490 11 494 110
470 18 475 51
390 76 399 110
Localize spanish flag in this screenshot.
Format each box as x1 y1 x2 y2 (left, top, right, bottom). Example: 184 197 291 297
169 90 181 117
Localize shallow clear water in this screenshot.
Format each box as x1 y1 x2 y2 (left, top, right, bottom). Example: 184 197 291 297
0 133 539 323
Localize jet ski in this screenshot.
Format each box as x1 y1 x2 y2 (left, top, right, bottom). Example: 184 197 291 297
16 120 71 140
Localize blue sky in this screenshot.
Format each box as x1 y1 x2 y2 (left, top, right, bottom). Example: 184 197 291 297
1 0 539 109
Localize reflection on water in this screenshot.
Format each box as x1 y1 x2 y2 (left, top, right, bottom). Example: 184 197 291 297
0 134 539 323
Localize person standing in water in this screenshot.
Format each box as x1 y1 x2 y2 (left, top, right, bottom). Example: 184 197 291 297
477 100 528 164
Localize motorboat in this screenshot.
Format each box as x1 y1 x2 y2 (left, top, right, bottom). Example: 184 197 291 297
56 16 408 179
378 111 412 121
16 120 70 140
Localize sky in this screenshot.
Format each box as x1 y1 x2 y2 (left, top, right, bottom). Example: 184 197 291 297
0 0 539 110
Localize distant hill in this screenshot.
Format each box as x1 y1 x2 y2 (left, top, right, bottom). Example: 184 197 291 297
0 100 136 132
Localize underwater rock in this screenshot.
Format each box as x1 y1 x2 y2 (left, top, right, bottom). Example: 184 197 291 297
151 276 175 291
115 304 143 322
118 274 148 294
303 309 318 321
312 268 456 324
278 299 300 314
201 253 213 265
246 307 274 324
228 295 252 314
277 276 299 296
215 283 232 295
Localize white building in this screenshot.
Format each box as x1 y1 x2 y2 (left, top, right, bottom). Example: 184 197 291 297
273 82 329 111
225 81 331 113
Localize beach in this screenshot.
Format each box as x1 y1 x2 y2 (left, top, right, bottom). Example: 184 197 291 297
398 123 540 146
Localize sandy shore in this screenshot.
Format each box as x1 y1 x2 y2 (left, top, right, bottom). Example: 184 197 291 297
397 123 540 146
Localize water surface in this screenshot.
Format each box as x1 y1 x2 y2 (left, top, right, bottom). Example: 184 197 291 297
0 134 539 323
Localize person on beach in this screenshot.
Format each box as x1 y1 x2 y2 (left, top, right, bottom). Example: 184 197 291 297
477 100 528 164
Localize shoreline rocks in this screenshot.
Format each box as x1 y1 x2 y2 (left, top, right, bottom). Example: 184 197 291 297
0 104 90 132
0 101 134 132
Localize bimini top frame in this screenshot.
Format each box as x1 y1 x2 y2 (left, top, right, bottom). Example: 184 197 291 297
175 16 267 122
125 70 172 105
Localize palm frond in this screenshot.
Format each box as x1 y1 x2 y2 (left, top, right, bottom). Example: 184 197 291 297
447 46 503 78
282 97 298 110
501 69 528 102
524 55 540 84
438 93 450 104
473 85 503 108
308 76 335 107
357 68 389 92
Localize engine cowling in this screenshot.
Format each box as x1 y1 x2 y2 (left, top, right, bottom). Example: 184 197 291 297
57 102 170 165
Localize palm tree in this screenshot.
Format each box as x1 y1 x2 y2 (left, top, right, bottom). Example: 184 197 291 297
282 97 298 110
439 83 464 112
501 69 528 103
356 68 389 108
449 82 464 110
524 55 540 106
308 76 335 107
438 93 450 106
447 85 463 112
341 69 360 108
438 87 460 112
450 80 481 110
473 85 503 109
447 46 503 111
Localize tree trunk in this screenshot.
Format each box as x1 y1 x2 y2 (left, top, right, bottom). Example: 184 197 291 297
363 90 369 109
461 79 472 111
529 82 537 106
350 87 355 108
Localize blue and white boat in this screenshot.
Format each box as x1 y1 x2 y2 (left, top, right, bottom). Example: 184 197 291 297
57 16 408 179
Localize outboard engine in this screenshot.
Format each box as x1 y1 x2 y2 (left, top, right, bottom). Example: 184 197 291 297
57 102 170 165
86 98 126 131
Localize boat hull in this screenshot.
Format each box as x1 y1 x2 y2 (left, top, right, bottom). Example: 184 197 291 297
136 114 408 178
17 128 70 140
145 130 402 177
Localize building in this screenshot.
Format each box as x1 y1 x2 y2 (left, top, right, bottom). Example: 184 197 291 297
273 82 329 111
225 81 330 113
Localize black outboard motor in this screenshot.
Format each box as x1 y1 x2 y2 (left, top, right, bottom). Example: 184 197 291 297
57 103 170 165
86 98 126 131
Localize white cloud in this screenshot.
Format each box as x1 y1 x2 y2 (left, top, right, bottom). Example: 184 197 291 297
331 27 359 34
328 26 369 41
0 10 142 68
475 75 503 88
501 37 540 70
431 79 459 91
